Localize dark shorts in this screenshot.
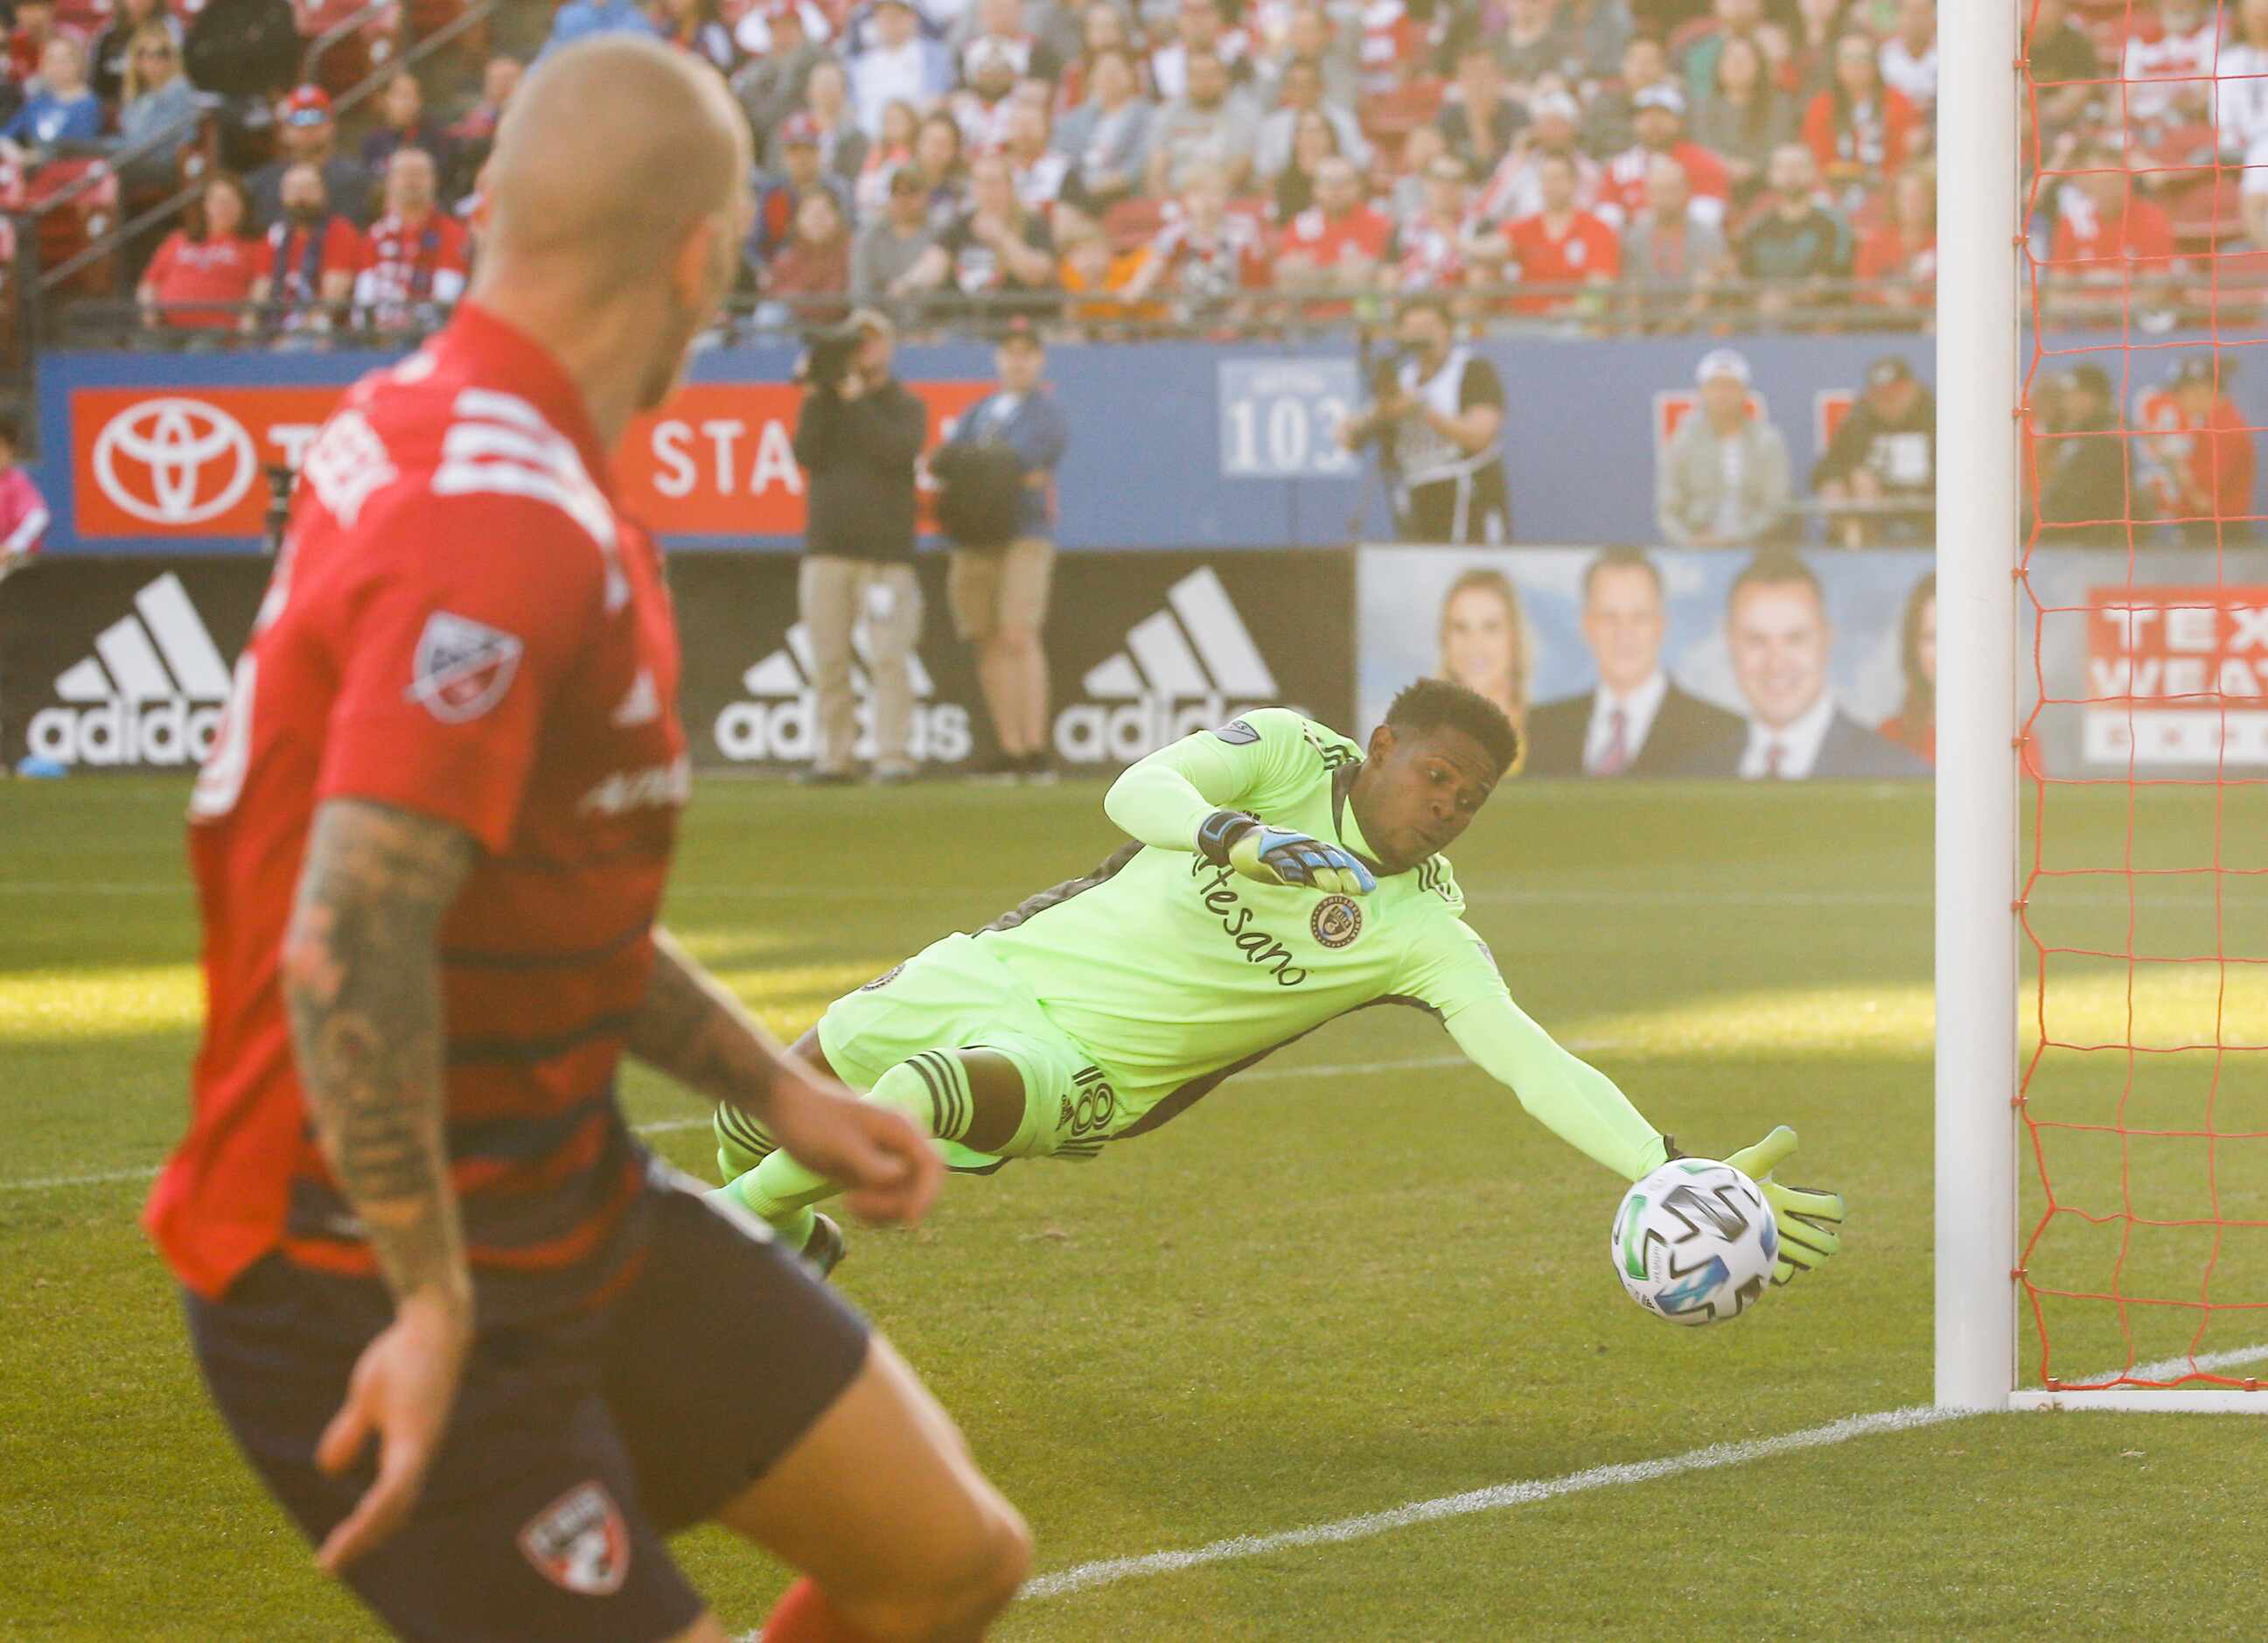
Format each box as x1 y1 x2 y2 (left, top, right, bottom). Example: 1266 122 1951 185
186 1178 871 1643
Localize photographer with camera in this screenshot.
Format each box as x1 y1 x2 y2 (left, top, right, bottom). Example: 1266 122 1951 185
1336 297 1511 546
792 307 929 785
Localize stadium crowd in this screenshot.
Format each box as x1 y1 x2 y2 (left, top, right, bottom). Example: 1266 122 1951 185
0 0 1982 339
3 0 2263 341
7 0 2268 341
0 0 2259 544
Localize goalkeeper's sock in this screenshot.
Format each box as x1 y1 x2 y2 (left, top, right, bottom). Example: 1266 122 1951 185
717 1053 978 1232
713 1101 777 1180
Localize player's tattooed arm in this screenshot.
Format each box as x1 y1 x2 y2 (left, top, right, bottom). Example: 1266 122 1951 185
282 799 476 1315
630 928 945 1223
625 927 787 1111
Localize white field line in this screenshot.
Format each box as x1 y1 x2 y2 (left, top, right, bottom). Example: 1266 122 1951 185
1011 1339 2268 1605
0 1054 1482 1196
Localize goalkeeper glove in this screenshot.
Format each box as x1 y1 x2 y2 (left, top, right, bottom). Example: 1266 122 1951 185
1197 808 1378 896
1723 1126 1845 1287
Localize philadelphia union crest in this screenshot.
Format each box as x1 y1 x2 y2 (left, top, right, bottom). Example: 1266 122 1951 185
1310 895 1362 949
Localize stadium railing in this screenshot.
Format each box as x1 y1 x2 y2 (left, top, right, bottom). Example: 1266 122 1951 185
56 276 1949 350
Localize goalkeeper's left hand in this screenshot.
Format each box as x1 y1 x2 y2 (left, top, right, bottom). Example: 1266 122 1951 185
1725 1126 1844 1287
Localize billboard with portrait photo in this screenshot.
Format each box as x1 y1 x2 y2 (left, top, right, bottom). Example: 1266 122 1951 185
1356 546 1937 779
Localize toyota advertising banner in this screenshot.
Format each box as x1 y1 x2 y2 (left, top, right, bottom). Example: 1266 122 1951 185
38 332 1963 554
3 549 1352 774
59 374 990 551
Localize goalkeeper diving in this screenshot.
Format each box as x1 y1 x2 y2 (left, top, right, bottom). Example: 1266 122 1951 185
715 679 1846 1280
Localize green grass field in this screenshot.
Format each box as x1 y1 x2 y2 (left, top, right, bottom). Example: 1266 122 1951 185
8 773 2268 1639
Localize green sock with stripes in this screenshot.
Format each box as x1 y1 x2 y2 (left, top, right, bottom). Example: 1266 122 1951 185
717 1053 975 1232
713 1102 777 1180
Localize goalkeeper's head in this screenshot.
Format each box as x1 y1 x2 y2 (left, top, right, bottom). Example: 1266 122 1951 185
1350 680 1520 872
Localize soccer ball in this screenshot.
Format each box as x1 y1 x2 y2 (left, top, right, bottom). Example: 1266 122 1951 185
1610 1158 1778 1327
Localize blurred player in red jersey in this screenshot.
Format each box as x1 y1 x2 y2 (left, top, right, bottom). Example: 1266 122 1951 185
147 36 1029 1643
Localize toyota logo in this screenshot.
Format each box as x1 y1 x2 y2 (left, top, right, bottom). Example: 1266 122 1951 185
92 397 257 525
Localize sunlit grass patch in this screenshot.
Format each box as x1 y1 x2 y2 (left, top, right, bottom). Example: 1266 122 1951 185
0 963 203 1043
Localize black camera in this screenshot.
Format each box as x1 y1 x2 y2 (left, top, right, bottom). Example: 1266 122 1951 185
800 322 862 392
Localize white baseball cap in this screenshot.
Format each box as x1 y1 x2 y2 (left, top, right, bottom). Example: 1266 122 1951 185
1696 347 1751 386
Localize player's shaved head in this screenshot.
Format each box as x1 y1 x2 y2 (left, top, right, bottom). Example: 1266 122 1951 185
485 35 749 298
471 36 752 429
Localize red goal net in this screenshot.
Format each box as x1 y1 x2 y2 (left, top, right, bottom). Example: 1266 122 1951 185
2017 0 2268 1392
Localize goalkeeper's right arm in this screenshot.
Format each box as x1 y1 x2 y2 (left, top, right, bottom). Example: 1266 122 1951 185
1104 716 1375 895
1102 724 1277 851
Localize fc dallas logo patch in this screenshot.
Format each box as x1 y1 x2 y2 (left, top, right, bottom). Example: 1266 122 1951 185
407 610 524 723
518 1480 631 1597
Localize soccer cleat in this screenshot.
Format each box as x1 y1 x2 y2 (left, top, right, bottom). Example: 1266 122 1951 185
1017 752 1058 785
797 766 856 787
965 752 1022 785
871 766 919 787
799 1212 847 1278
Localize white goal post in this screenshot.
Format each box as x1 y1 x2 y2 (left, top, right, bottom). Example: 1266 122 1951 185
1932 0 2022 1417
1932 0 2268 1416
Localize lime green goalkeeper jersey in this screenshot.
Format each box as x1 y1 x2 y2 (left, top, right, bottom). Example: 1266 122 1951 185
973 708 1671 1182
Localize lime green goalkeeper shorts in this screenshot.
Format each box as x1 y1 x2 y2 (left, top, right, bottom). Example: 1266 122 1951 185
816 933 1125 1170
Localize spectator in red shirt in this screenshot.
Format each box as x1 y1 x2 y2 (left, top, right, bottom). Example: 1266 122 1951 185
1854 163 1937 317
1475 88 1599 226
1390 148 1482 293
5 0 73 84
1274 152 1392 304
2048 145 2181 318
1596 84 1730 231
1487 150 1620 314
353 147 472 333
250 160 362 332
1353 0 1423 101
1122 161 1270 318
760 188 853 325
1803 30 1919 193
138 172 262 331
2154 358 2258 544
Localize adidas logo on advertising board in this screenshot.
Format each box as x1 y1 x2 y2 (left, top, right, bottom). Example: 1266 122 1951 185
715 621 971 765
27 573 233 766
1054 567 1281 765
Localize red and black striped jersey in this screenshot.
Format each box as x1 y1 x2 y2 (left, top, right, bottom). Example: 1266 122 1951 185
148 304 687 1322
